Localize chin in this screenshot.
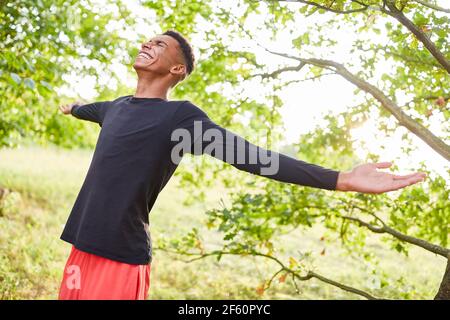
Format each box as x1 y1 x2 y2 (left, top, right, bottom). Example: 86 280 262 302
133 59 154 71
133 62 147 72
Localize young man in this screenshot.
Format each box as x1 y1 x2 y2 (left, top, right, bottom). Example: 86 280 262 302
58 30 426 300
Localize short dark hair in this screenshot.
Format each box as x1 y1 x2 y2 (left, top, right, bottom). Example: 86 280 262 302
163 30 195 76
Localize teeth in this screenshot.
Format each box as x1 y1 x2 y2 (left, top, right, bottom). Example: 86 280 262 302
138 52 152 60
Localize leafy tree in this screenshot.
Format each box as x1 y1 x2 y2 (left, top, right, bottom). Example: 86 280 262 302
0 0 135 147
152 0 449 299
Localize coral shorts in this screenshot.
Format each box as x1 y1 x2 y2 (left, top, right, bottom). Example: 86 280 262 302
58 246 151 300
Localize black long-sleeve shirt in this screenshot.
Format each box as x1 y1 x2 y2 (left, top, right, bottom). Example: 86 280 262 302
61 95 340 264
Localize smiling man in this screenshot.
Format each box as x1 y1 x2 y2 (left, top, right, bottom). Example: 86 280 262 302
58 30 427 300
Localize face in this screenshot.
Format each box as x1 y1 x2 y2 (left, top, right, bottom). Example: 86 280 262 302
133 34 186 82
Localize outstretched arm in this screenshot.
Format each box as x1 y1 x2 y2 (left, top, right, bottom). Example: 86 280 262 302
59 101 81 115
172 101 339 190
59 101 110 126
172 101 427 194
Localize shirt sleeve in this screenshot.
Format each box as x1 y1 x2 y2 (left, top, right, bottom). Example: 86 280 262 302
70 101 111 126
171 101 340 191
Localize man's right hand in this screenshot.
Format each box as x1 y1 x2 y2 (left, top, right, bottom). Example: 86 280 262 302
59 101 83 115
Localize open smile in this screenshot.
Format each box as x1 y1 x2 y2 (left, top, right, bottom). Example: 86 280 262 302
137 51 153 60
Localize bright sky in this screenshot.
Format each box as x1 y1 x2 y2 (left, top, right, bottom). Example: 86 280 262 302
58 0 449 181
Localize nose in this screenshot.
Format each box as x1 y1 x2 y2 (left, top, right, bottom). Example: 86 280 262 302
141 41 155 51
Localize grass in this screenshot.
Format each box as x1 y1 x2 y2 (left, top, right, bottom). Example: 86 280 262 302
0 145 445 299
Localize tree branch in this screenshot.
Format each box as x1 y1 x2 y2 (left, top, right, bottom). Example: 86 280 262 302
258 1 449 72
412 0 450 14
383 1 450 74
281 72 336 86
250 62 306 79
156 247 379 300
259 49 450 160
260 0 370 14
306 270 376 299
340 215 450 258
403 95 450 108
434 256 450 300
226 3 449 158
360 46 444 69
247 68 335 85
266 267 285 288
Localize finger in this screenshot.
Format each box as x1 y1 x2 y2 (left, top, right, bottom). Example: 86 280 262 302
391 175 424 190
374 162 392 169
392 172 425 180
392 173 416 180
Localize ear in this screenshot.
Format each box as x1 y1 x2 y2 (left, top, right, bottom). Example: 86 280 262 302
170 64 186 77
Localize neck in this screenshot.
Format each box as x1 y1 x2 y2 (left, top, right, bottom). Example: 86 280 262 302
134 73 170 100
